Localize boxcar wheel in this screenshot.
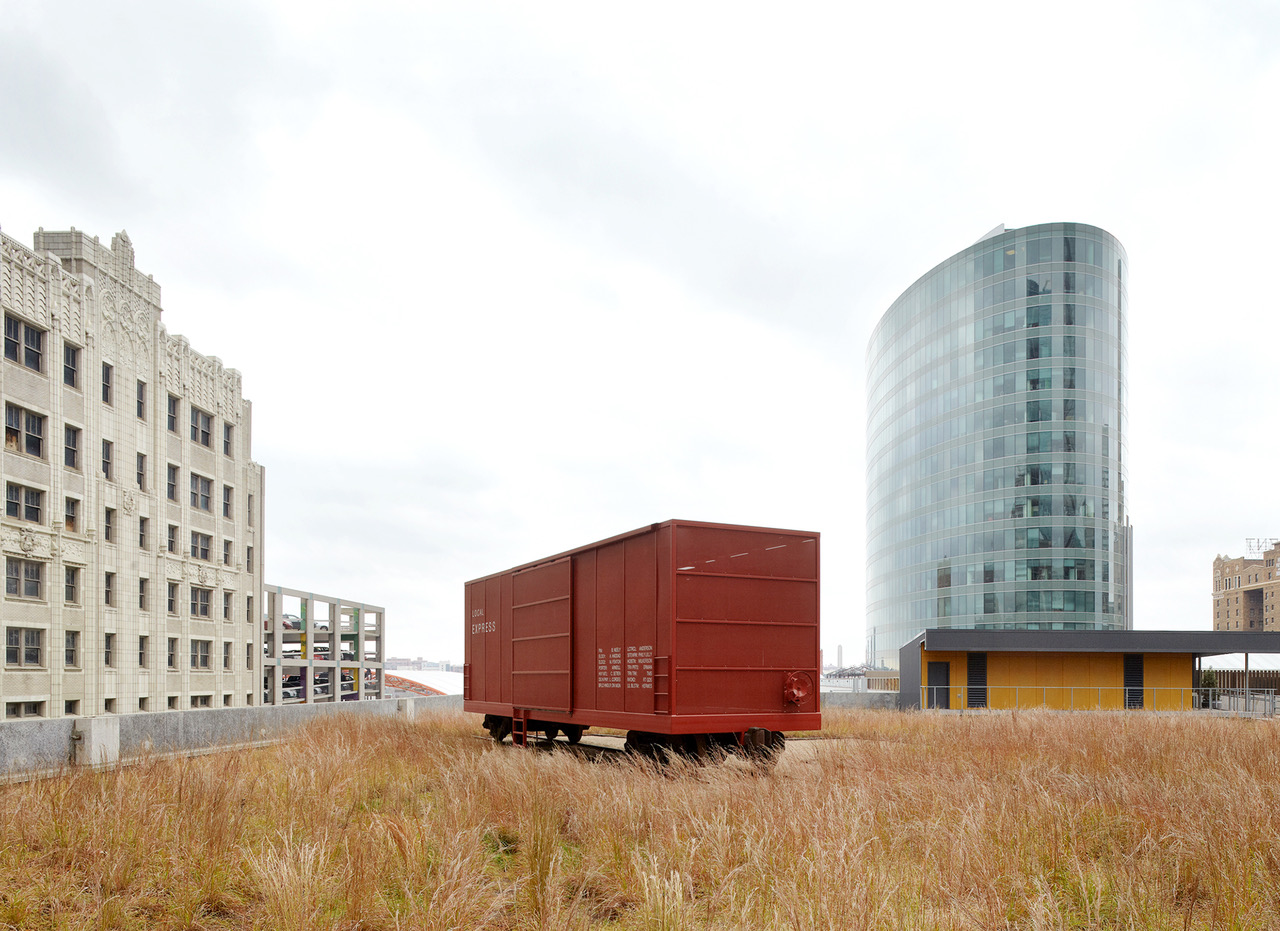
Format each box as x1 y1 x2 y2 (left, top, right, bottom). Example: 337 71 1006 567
743 727 783 765
487 716 512 744
561 724 584 744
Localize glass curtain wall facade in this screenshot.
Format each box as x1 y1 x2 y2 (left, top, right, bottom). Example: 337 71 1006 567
866 223 1131 669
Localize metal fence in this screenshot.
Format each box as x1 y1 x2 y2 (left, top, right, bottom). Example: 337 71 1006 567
921 686 1279 716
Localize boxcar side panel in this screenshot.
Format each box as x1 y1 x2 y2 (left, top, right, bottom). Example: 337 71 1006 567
571 548 597 719
464 581 482 701
623 530 658 715
594 541 626 710
464 576 503 707
655 524 674 715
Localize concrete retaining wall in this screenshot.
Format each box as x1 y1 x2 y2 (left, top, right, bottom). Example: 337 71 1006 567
2 692 884 778
0 717 78 774
0 695 471 779
821 691 897 710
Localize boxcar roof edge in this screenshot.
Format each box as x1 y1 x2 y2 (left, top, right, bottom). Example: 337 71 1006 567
464 519 820 585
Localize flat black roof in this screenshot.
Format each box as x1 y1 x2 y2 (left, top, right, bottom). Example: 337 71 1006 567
906 629 1280 657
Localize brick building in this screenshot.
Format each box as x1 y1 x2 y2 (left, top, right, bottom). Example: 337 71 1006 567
1212 540 1280 631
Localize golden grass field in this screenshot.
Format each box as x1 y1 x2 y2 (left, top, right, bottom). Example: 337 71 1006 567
0 708 1277 929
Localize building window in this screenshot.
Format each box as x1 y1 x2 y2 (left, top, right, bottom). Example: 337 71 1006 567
190 473 211 510
247 595 254 625
139 635 149 667
167 524 178 554
167 582 178 615
6 483 43 523
102 363 113 405
139 517 149 550
136 453 147 490
102 440 113 480
190 532 211 561
246 546 253 573
6 628 42 666
223 590 232 620
6 558 43 599
167 394 179 431
64 566 79 604
65 631 79 666
223 539 232 565
104 698 116 714
246 642 252 669
167 637 177 668
104 633 115 667
167 464 178 501
190 406 212 446
64 425 80 469
139 578 149 611
65 497 79 533
222 485 233 518
136 380 147 419
190 587 211 618
223 423 233 456
5 702 45 719
191 695 211 708
247 494 254 526
65 700 79 715
223 641 232 669
104 572 115 606
5 315 44 371
63 344 79 387
190 639 211 668
6 404 45 458
104 507 115 543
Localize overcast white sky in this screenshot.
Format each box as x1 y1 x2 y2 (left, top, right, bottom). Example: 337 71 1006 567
3 1 1280 665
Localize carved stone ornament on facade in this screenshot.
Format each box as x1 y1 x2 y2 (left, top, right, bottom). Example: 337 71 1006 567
190 353 217 409
220 371 244 424
166 558 184 580
1 237 52 328
62 540 86 566
121 492 137 516
164 332 186 392
2 528 51 560
99 289 153 369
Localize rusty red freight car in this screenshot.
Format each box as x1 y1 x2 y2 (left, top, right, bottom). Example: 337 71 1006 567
463 520 820 757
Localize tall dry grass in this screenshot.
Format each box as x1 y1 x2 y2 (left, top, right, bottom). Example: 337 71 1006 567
0 709 1276 929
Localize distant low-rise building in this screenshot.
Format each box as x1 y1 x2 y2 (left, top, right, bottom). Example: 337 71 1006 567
261 584 383 703
1213 540 1280 631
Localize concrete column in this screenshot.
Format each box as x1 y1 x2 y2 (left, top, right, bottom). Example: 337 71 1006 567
73 714 120 766
397 698 415 722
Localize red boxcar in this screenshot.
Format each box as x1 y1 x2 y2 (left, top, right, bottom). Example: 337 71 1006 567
463 520 820 756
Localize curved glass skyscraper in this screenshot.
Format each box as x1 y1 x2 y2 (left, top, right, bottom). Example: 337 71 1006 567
866 223 1131 668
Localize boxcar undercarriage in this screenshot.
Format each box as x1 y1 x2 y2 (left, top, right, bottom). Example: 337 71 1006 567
480 713 786 761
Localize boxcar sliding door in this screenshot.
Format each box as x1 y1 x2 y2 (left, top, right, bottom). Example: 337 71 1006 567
511 557 573 713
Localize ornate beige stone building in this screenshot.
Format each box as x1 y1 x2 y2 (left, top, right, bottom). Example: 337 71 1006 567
1212 540 1280 631
1 224 264 717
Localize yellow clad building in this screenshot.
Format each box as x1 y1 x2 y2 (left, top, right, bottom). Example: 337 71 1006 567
899 629 1280 711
